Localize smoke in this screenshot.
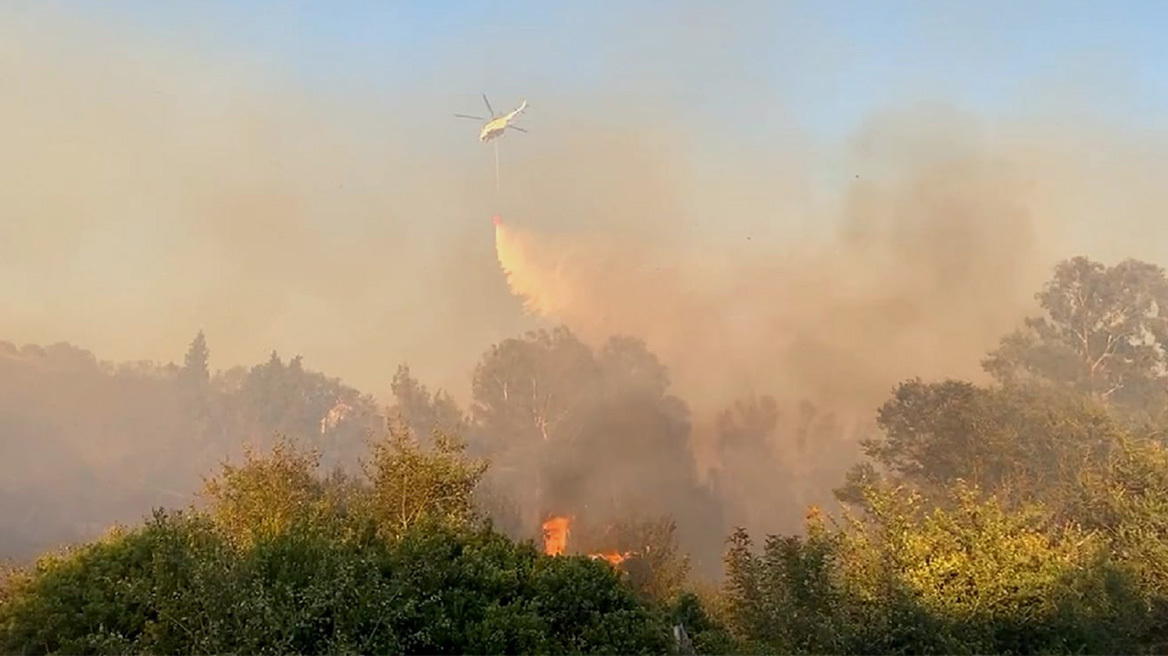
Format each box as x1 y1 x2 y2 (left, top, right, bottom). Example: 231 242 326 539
488 103 1168 511
7 4 1164 405
0 5 529 399
5 2 1168 556
493 121 1031 414
490 101 1168 415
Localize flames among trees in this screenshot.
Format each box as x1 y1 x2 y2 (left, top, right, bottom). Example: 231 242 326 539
466 326 725 573
9 256 1168 652
541 514 634 567
0 433 673 654
542 515 569 557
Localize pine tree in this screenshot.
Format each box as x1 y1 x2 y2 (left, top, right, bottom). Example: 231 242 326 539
181 330 211 387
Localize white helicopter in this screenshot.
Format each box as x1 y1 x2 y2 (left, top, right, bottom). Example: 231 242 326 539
454 94 529 143
455 94 529 191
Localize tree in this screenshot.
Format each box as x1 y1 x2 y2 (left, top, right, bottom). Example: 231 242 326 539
849 378 1122 511
468 327 594 535
179 330 210 389
984 256 1168 418
469 327 613 525
0 511 674 655
388 364 468 443
227 351 380 469
199 436 333 546
715 395 780 455
721 484 1150 655
709 395 791 536
722 514 849 655
361 420 488 539
1067 435 1168 649
471 326 598 450
604 516 692 606
469 326 721 572
176 330 220 457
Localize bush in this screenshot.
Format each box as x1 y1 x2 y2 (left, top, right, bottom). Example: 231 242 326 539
0 511 672 654
721 487 1152 655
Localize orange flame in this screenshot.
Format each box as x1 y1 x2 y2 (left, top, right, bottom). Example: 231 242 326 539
541 514 634 567
590 551 632 567
542 516 570 556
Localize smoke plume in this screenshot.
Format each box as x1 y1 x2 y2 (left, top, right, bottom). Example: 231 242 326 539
5 2 1168 558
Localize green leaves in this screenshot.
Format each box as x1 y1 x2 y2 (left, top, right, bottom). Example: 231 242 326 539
0 508 672 655
860 378 1121 511
0 427 677 655
362 421 489 539
200 436 332 547
722 484 1149 655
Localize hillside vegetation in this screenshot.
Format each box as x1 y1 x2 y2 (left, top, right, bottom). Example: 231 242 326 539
5 255 1168 653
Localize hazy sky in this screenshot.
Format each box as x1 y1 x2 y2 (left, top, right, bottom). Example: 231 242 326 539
57 0 1168 134
41 0 1168 208
4 1 1168 401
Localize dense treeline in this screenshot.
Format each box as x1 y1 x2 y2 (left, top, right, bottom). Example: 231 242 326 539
6 254 1168 653
0 335 383 560
0 317 816 572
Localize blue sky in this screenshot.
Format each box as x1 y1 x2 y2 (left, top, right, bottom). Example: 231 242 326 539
54 0 1168 142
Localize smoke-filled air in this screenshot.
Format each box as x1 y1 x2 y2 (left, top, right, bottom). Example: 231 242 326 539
6 2 1168 654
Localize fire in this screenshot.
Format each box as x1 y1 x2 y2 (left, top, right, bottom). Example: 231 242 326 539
590 551 632 566
542 516 570 556
541 514 634 567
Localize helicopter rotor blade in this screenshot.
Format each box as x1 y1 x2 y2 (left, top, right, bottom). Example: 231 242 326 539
482 93 495 118
454 114 485 121
506 125 528 133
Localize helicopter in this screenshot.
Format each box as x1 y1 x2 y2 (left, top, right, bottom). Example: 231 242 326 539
454 94 528 144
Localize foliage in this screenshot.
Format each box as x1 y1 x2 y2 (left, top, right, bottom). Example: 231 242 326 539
201 421 488 543
984 256 1168 419
469 326 723 573
857 484 1146 654
566 514 695 609
0 333 381 561
851 377 1123 511
200 436 334 547
14 254 1168 653
723 486 1151 655
1065 436 1168 650
387 364 468 445
178 330 210 389
361 420 489 539
669 587 741 655
0 511 673 655
0 430 673 655
722 515 848 655
610 516 693 606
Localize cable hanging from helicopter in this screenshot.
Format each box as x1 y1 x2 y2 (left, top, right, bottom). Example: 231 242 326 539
454 93 529 192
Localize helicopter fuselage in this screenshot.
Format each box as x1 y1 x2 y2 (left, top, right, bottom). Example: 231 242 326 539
479 120 509 143
478 100 527 143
